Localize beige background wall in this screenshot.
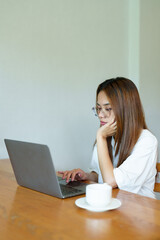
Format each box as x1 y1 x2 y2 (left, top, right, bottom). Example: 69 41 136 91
0 0 159 171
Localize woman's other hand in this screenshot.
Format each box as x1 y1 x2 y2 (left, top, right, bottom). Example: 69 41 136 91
58 169 88 183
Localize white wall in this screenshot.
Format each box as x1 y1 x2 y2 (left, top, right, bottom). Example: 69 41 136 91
128 0 140 87
139 0 160 160
0 0 129 170
0 0 159 171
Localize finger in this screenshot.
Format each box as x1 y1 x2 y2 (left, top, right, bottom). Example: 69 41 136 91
62 171 69 179
75 174 81 180
58 171 66 178
110 118 116 124
58 171 64 175
71 170 81 181
105 118 115 127
111 121 117 127
66 172 72 183
71 171 78 181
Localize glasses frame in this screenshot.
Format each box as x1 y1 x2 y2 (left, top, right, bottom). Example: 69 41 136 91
92 106 112 117
92 107 98 117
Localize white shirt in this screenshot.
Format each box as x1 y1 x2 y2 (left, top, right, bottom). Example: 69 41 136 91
89 129 158 198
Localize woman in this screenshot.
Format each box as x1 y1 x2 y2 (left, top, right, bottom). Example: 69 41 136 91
59 77 158 198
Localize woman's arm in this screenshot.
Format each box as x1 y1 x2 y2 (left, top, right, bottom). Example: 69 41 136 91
96 120 117 188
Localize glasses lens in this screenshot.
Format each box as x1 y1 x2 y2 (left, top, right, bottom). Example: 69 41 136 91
92 107 97 116
92 106 112 117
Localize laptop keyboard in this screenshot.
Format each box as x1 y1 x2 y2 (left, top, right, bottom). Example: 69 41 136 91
66 181 87 187
57 176 87 187
60 184 82 195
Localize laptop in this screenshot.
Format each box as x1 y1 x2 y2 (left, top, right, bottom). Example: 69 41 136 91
4 139 87 198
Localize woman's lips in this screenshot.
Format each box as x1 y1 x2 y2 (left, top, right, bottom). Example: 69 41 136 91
100 121 107 125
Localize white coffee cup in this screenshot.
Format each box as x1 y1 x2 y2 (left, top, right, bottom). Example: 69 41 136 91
86 183 112 208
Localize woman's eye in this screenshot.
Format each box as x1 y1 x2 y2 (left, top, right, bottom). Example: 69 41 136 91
96 108 101 112
106 108 112 112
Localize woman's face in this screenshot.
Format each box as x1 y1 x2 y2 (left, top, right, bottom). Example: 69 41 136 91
97 91 115 126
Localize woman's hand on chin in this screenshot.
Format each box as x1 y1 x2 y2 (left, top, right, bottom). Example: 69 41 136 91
97 118 117 139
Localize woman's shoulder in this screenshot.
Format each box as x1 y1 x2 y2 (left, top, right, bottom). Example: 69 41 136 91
130 129 158 156
138 129 158 147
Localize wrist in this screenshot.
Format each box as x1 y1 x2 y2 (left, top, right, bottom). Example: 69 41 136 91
85 172 90 180
96 131 106 141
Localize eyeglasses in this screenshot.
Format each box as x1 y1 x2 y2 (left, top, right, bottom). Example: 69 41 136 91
92 106 112 117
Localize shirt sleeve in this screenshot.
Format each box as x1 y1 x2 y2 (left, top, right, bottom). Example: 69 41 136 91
113 133 158 193
89 145 99 174
89 145 104 183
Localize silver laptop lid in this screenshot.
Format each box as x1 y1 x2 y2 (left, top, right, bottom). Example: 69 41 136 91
4 139 63 198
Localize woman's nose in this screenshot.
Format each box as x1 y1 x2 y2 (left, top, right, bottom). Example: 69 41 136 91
98 110 106 118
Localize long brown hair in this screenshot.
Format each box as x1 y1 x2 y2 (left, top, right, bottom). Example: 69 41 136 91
96 77 147 167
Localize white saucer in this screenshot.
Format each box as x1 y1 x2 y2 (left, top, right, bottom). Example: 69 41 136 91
75 197 121 212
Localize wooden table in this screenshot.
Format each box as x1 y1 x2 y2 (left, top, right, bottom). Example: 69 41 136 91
0 159 160 240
